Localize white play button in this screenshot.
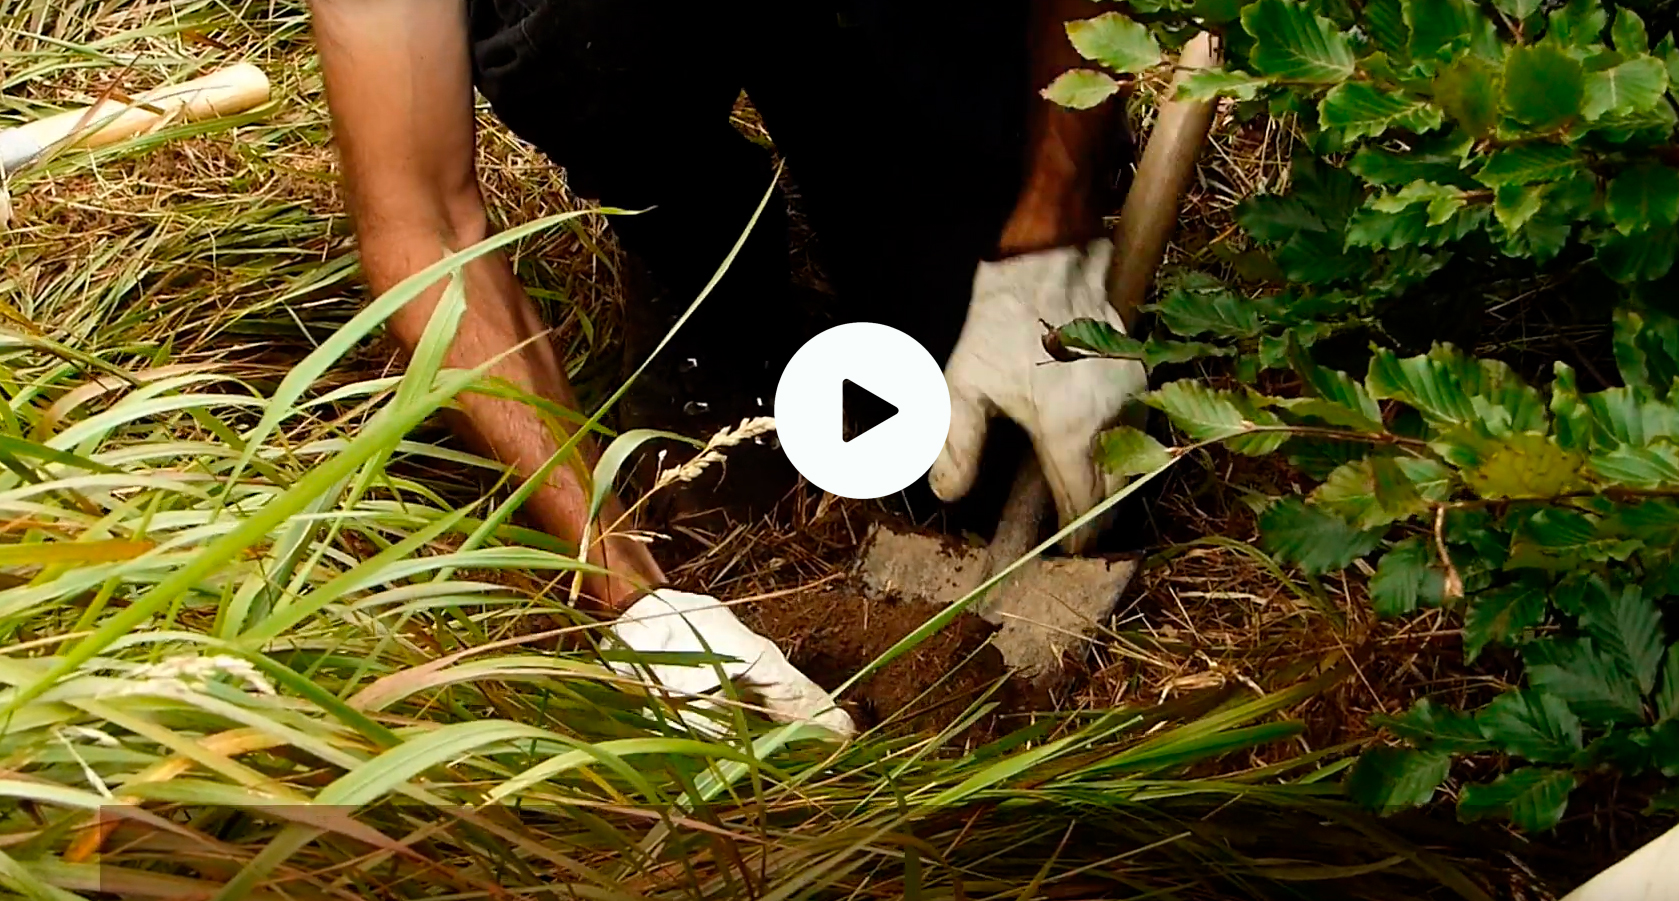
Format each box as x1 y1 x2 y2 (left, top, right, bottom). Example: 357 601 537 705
774 322 951 499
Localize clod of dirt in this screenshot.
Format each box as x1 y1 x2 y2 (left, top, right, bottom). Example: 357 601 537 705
741 588 1040 744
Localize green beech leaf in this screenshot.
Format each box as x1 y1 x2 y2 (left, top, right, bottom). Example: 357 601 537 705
1494 183 1546 231
1376 698 1491 753
1581 584 1667 695
1596 227 1679 284
1148 380 1288 454
1461 433 1591 500
1259 496 1386 574
1096 426 1175 477
1406 0 1495 63
1369 537 1448 616
1042 69 1121 109
1312 456 1431 530
1318 83 1444 141
1152 278 1263 338
1493 0 1539 22
1242 0 1357 83
1463 576 1548 661
1526 637 1648 725
1174 69 1270 101
1582 57 1668 120
1611 7 1650 53
1066 12 1164 75
1348 130 1474 186
1432 56 1502 137
1366 0 1411 58
1346 747 1452 815
1544 0 1607 48
1475 144 1582 187
1457 767 1577 831
1590 443 1679 488
1502 45 1586 129
1476 689 1583 763
1657 645 1679 722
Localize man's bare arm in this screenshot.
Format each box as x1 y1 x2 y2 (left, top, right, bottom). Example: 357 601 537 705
309 0 662 609
999 0 1125 256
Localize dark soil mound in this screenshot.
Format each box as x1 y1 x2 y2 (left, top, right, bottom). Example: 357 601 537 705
741 588 1040 745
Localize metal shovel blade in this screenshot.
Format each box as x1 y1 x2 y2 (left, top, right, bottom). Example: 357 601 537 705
854 460 1138 684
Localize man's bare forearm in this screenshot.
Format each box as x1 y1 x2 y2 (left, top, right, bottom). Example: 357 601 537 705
1000 0 1125 256
310 0 662 609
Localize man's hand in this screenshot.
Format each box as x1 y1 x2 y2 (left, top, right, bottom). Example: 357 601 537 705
930 239 1147 553
605 590 856 738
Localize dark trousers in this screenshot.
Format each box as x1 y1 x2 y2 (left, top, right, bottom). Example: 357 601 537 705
464 0 1034 370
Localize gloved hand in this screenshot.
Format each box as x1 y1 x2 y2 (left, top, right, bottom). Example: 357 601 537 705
604 589 856 738
930 238 1149 553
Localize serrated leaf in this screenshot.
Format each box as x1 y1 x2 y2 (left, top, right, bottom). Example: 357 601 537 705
1432 56 1503 138
1462 433 1590 500
1259 496 1386 574
1463 576 1548 660
1582 584 1667 694
1319 82 1444 141
1274 230 1374 283
1457 767 1576 831
1370 537 1448 616
1503 44 1587 129
1406 0 1495 63
1297 362 1385 431
1366 0 1411 59
1348 130 1474 185
1366 346 1549 437
1475 144 1582 187
1590 442 1679 488
1097 426 1175 477
1288 438 1369 480
1242 0 1357 83
1174 69 1270 101
1398 456 1456 501
1148 380 1289 454
1583 56 1668 120
1657 645 1679 722
1377 697 1491 752
1066 12 1164 75
1493 183 1546 231
1493 0 1540 22
1506 505 1642 569
1606 164 1679 236
1153 280 1262 338
1042 69 1121 109
1611 7 1650 53
1312 456 1431 530
1526 637 1648 725
1477 689 1583 763
1370 179 1466 214
1544 0 1607 49
1051 318 1139 359
1346 747 1453 815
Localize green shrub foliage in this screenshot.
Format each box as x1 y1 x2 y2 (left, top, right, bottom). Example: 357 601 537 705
1047 0 1679 831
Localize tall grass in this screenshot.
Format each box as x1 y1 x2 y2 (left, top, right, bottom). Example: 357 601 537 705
0 2 1504 899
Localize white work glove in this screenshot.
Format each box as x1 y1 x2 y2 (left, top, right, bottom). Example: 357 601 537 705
604 590 856 739
930 238 1149 553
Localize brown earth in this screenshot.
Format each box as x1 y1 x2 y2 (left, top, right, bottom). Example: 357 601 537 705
739 586 1040 745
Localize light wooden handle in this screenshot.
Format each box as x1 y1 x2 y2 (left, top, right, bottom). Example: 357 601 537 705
0 62 270 173
1106 33 1222 331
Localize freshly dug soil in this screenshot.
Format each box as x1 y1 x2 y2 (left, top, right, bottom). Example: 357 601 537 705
740 588 1040 744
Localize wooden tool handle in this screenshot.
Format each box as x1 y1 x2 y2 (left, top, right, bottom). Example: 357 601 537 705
0 62 270 173
1105 32 1222 331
